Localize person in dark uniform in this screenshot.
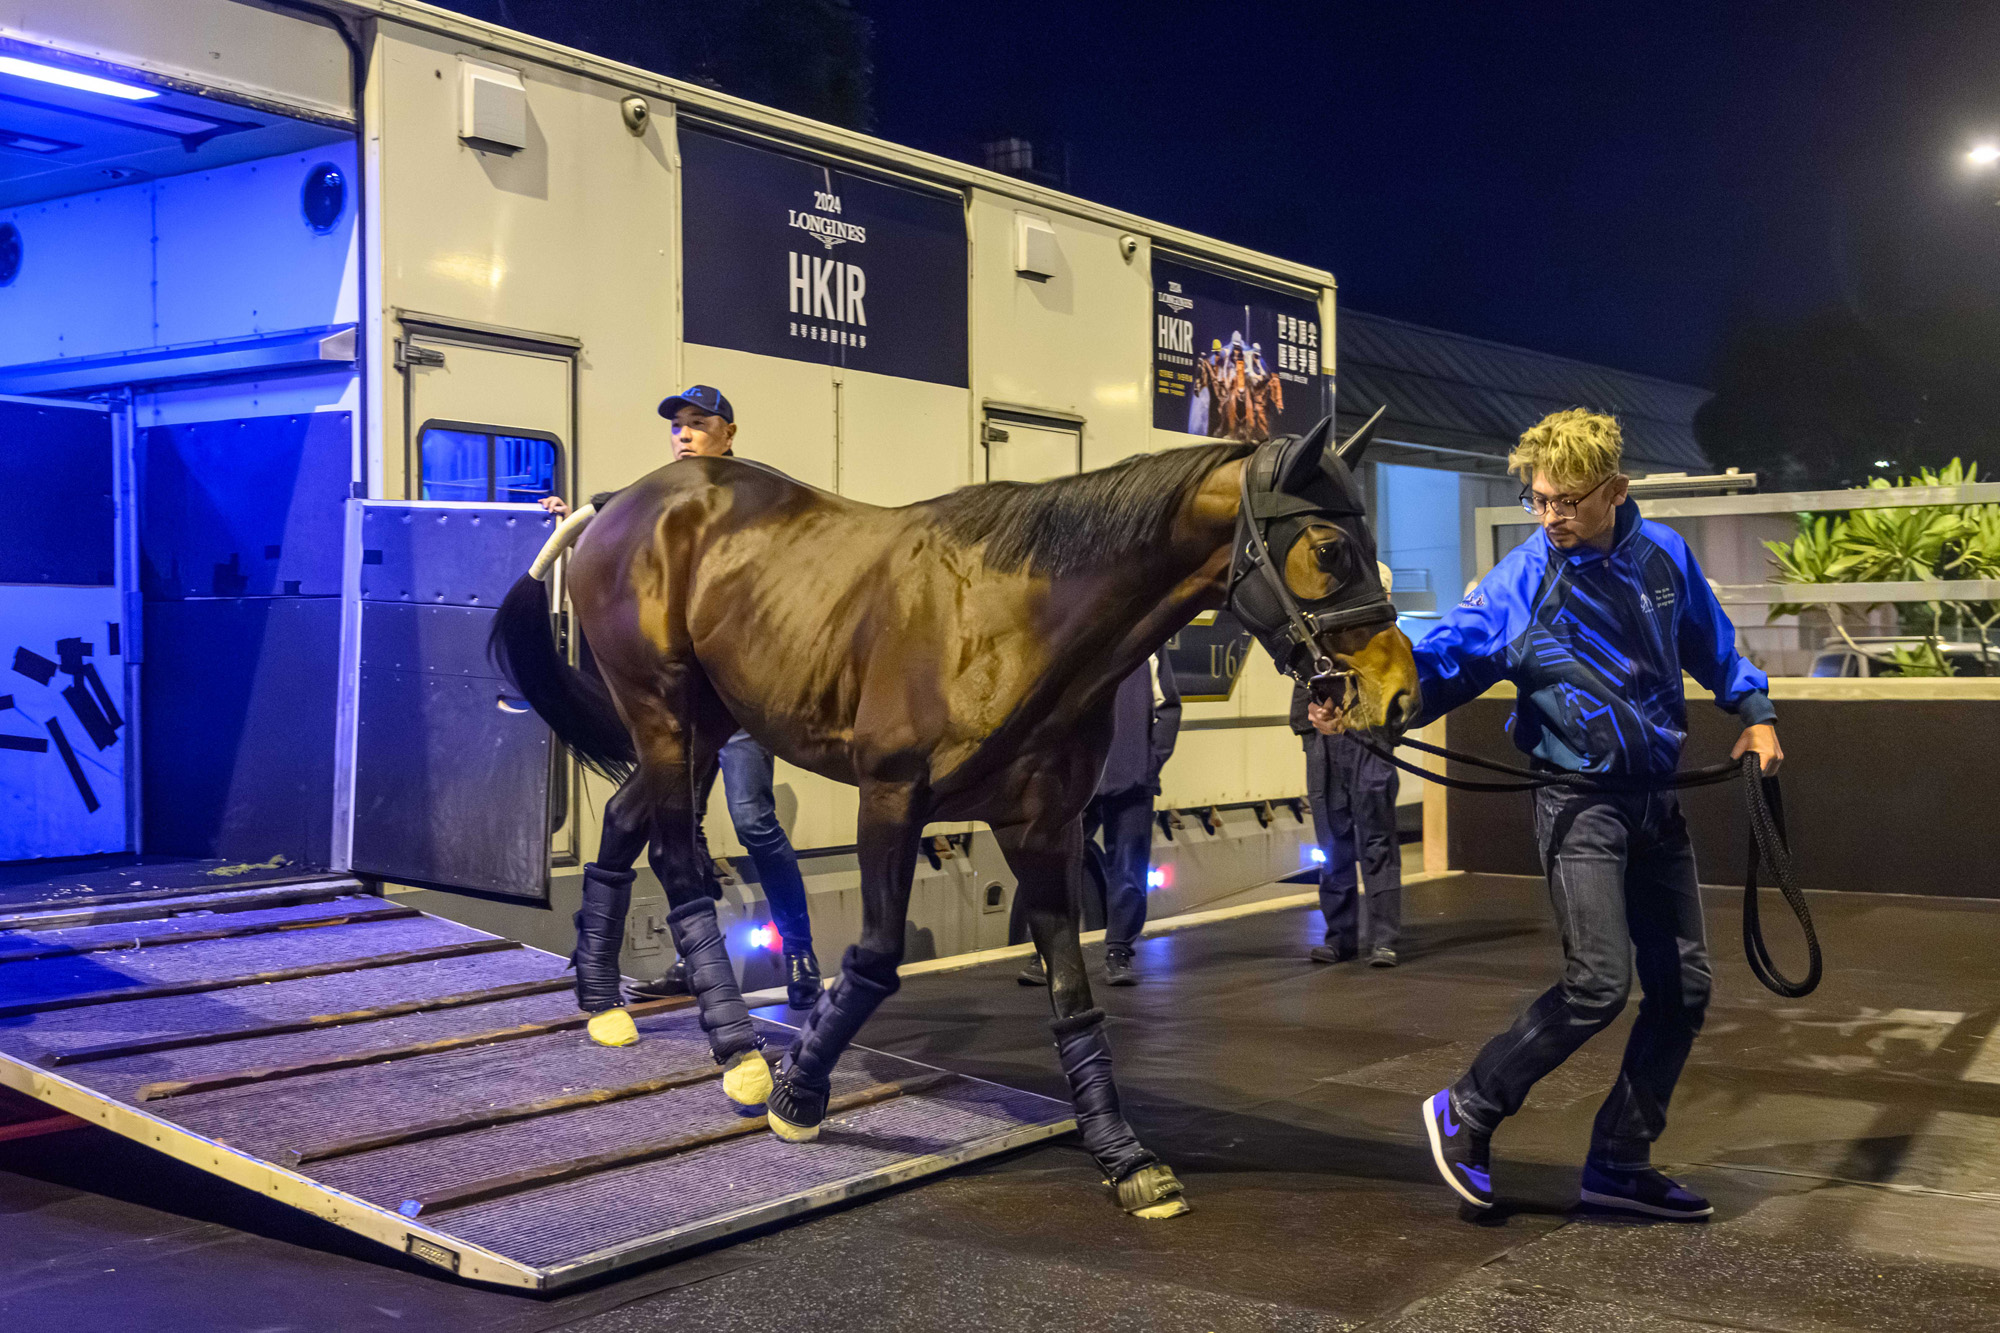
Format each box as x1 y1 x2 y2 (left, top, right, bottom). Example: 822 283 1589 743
1295 561 1403 968
1017 649 1181 987
544 386 823 1013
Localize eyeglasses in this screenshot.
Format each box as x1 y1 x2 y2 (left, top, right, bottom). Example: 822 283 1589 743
1519 475 1613 519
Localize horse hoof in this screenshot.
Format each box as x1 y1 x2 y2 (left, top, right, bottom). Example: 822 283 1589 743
766 1109 821 1143
722 1048 773 1108
1116 1163 1188 1218
586 1007 638 1048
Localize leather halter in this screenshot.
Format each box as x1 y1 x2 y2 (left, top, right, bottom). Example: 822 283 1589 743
1226 433 1399 698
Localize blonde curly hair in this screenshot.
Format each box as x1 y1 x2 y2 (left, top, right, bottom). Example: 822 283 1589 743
1508 409 1623 491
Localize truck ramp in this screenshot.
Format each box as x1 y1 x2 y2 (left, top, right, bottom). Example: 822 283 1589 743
0 883 1074 1288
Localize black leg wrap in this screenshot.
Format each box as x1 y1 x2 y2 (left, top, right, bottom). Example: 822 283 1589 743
1050 1008 1159 1183
666 898 763 1062
571 864 634 1013
769 946 900 1127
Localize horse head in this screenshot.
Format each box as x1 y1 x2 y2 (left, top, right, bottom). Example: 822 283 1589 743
1227 408 1419 735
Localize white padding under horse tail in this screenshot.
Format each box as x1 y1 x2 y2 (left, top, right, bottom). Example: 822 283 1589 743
528 503 596 580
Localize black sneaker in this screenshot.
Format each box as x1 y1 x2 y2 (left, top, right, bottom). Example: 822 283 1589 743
1369 947 1399 968
627 959 688 1001
1017 952 1048 986
1309 945 1358 964
1104 950 1137 986
1420 1088 1493 1209
785 950 823 1009
1578 1163 1713 1220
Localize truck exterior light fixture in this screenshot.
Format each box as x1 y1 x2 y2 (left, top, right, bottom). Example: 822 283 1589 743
1969 143 2000 167
0 54 159 100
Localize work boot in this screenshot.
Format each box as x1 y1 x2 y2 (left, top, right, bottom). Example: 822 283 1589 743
786 949 824 1009
1420 1088 1492 1209
1369 947 1399 968
1104 949 1137 987
627 959 688 1002
1017 951 1048 986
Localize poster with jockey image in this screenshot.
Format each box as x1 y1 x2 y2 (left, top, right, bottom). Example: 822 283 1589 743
1152 258 1326 441
680 126 968 388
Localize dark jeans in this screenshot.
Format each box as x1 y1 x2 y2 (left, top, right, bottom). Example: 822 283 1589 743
1304 732 1401 953
1451 786 1710 1169
1084 789 1155 954
700 729 814 954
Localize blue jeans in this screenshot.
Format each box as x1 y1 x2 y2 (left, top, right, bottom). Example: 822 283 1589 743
1451 786 1710 1169
1084 789 1155 954
1305 732 1401 953
707 729 815 955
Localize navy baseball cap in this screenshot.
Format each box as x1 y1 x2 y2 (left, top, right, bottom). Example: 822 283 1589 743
658 384 733 423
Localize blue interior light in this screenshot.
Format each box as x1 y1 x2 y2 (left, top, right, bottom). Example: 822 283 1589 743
0 54 159 101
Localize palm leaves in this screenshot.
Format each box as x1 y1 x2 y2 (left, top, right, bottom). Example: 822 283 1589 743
1763 458 1998 671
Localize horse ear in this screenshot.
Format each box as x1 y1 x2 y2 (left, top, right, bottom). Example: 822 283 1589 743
1336 405 1387 467
1277 415 1334 490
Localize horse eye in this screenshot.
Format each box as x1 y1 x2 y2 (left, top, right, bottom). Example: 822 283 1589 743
1313 541 1351 576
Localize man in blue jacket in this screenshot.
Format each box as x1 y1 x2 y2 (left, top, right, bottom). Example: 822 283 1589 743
1314 409 1781 1220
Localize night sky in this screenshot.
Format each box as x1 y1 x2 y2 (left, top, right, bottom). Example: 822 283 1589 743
856 2 2000 388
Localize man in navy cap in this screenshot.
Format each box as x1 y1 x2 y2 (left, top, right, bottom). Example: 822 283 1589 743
544 386 824 1012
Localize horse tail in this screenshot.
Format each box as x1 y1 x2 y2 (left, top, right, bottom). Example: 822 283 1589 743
490 573 637 784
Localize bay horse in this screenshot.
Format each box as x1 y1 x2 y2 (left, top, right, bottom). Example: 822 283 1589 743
492 415 1417 1218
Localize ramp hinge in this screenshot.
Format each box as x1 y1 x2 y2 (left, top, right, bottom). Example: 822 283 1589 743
395 340 446 369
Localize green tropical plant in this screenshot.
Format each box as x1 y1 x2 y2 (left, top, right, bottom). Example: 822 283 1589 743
1763 457 1998 671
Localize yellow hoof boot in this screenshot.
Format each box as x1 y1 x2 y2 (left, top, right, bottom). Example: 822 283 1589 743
586 1007 639 1048
767 1109 820 1143
721 1049 773 1108
1115 1163 1189 1218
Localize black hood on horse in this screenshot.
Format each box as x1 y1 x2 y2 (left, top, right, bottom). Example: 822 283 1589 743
1228 411 1398 685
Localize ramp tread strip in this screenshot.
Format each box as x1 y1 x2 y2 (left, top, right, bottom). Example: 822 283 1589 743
0 880 365 933
0 904 419 965
428 1077 1073 1268
308 1045 939 1204
292 1062 725 1164
45 976 576 1067
135 996 695 1101
0 876 358 923
408 1073 950 1217
0 948 569 1058
154 1012 793 1160
0 938 519 1018
0 916 502 1006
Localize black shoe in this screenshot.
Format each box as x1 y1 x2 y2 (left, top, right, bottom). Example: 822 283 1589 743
1579 1163 1713 1220
1420 1088 1493 1209
1017 952 1048 985
1104 950 1137 986
1369 947 1399 968
627 959 688 1001
1309 945 1358 964
785 950 823 1009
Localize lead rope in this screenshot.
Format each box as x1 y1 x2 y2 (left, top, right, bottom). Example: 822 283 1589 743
1350 735 1822 998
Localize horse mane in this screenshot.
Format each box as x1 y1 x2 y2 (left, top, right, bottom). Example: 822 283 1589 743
927 442 1255 577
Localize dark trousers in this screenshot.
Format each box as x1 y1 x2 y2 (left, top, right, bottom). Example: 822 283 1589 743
702 729 814 953
1304 732 1401 953
1084 789 1154 954
1451 787 1710 1169
597 730 813 953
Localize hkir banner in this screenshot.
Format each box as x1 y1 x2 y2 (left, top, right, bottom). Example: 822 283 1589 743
680 127 969 388
1152 257 1325 441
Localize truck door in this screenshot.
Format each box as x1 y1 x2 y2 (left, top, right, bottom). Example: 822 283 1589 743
0 396 127 860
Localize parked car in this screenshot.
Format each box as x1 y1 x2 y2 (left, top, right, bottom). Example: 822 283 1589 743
1807 637 1997 678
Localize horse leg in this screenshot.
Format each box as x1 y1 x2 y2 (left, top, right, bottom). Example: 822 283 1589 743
570 776 651 1046
998 819 1190 1219
766 778 923 1142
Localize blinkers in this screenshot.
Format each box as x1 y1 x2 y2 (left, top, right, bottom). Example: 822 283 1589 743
1227 409 1399 691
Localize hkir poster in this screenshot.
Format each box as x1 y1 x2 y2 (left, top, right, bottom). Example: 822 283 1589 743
1152 257 1326 440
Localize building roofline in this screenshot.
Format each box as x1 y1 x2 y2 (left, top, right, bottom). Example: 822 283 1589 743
1340 307 1708 399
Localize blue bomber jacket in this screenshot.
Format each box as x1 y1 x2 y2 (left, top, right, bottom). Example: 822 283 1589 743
1410 501 1775 775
